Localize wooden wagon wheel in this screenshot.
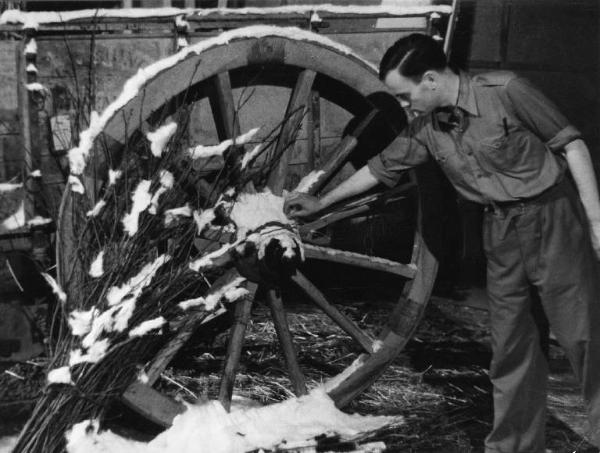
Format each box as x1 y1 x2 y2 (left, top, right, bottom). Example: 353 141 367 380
57 27 438 427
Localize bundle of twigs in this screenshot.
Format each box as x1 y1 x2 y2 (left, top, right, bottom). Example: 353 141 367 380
12 87 305 452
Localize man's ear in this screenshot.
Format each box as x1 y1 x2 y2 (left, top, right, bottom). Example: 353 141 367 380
422 70 438 89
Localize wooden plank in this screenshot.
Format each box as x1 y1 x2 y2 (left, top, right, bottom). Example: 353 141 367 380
266 289 308 396
292 271 374 354
303 244 417 279
122 381 184 428
17 40 33 222
0 42 19 111
267 69 316 195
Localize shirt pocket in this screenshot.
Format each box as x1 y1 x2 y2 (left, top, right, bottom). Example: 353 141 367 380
479 133 521 172
478 128 547 177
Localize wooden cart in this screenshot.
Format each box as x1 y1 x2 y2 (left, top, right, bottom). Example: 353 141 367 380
3 2 457 428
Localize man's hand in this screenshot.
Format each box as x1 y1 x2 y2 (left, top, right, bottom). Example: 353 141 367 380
589 220 600 260
283 192 323 219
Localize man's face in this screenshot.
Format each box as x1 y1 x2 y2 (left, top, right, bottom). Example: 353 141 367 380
384 70 438 118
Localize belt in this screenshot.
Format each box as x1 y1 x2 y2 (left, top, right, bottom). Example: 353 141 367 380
483 179 567 213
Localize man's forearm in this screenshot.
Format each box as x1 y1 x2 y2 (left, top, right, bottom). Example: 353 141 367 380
319 165 380 209
564 139 600 224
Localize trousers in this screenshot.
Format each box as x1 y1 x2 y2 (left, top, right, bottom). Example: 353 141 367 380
482 179 600 453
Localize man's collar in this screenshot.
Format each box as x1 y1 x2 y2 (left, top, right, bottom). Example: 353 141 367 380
455 71 479 116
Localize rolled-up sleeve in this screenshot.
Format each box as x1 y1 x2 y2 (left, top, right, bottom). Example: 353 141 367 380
367 132 430 187
505 77 582 152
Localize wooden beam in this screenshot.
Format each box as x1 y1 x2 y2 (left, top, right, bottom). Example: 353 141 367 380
292 271 375 354
266 289 308 396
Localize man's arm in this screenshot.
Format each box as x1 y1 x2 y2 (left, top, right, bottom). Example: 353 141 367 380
564 139 600 258
284 165 380 218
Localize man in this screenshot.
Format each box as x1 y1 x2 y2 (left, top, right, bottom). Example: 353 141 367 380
284 33 600 452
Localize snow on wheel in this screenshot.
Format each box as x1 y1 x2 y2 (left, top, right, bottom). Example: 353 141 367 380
52 26 438 430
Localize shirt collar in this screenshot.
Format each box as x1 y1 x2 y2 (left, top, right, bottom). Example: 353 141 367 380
455 71 479 117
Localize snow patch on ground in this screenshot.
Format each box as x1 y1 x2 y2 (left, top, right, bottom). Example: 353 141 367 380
65 388 400 453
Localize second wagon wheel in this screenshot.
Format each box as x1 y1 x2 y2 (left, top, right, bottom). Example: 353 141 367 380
57 26 439 427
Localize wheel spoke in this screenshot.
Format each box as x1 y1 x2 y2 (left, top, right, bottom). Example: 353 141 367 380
291 271 375 354
306 91 320 169
209 71 240 140
218 282 258 411
306 109 378 196
303 244 417 279
299 181 416 236
267 69 317 195
266 289 308 396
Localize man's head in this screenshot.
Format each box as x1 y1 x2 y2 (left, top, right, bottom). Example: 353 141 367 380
379 34 454 117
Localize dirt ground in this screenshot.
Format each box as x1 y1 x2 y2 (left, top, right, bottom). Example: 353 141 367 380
0 283 597 453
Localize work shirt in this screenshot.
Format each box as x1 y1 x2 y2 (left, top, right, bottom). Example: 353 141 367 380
367 71 582 204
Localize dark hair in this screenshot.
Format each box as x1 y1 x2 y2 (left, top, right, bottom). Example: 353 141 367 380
379 33 448 82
